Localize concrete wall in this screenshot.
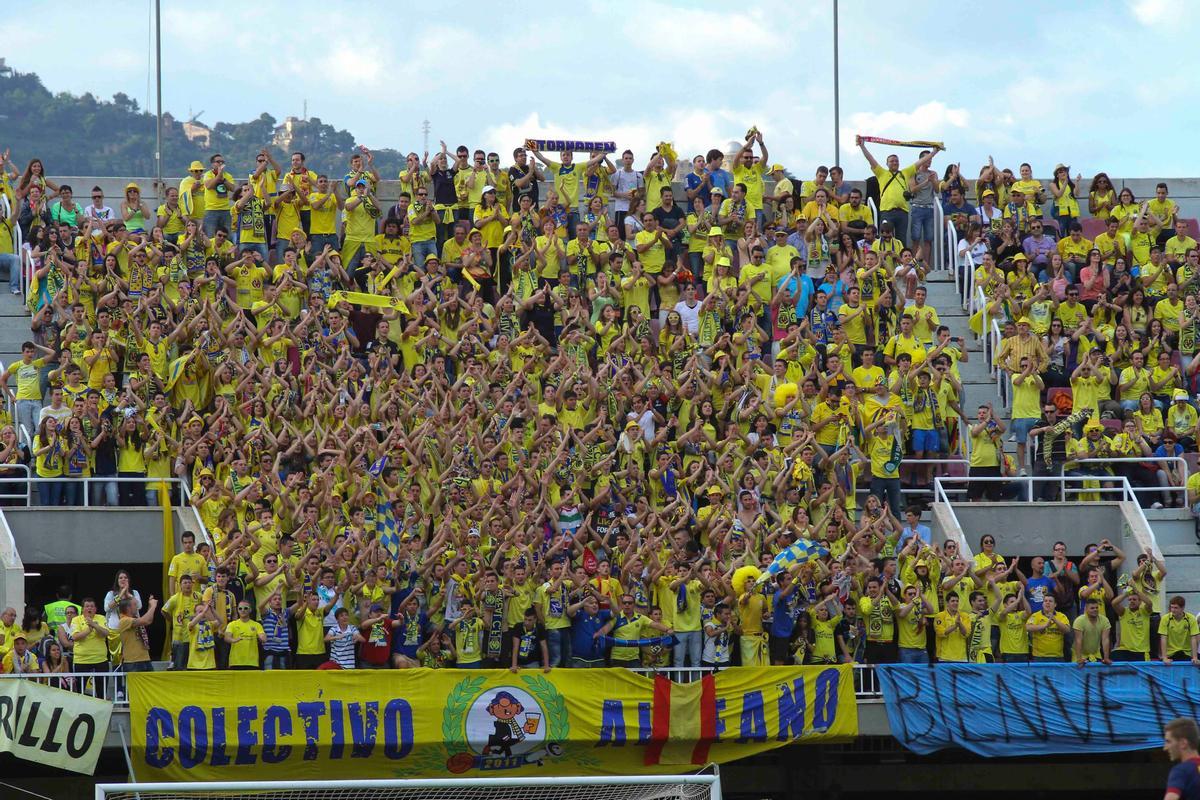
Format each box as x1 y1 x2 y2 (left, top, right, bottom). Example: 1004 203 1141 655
3 507 187 565
0 510 24 615
932 501 1136 563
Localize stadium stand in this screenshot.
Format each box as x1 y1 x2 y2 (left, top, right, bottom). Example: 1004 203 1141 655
0 134 1194 679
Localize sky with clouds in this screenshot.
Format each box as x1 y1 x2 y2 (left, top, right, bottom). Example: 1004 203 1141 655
5 0 1198 178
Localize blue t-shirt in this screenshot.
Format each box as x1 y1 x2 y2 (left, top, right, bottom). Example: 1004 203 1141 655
1167 756 1200 800
1024 576 1056 607
570 609 612 661
770 590 800 638
709 168 733 198
686 172 711 208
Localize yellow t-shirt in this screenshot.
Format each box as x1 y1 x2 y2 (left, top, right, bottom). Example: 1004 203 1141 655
225 618 264 667
202 169 235 211
733 163 766 213
933 610 971 662
635 229 667 275
1028 610 1068 658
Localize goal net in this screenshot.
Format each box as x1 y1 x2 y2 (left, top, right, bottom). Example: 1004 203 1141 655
95 775 722 800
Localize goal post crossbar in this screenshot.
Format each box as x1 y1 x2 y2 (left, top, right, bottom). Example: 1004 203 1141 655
96 774 722 800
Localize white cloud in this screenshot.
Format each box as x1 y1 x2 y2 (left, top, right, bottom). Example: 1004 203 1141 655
1129 0 1183 25
620 5 791 63
842 102 970 150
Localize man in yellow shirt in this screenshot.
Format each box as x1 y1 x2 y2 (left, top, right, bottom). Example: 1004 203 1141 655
1149 182 1178 245
201 154 237 236
1159 596 1200 664
933 593 971 662
224 600 267 670
168 531 208 594
858 138 939 245
180 160 206 221
71 598 111 689
731 131 769 222
1025 595 1070 662
1166 220 1198 267
838 188 874 238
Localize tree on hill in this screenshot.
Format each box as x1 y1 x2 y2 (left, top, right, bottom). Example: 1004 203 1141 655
0 66 407 181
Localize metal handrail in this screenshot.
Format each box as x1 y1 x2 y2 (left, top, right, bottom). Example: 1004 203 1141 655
0 664 886 704
932 202 945 273
946 216 960 296
0 475 214 548
1070 456 1189 504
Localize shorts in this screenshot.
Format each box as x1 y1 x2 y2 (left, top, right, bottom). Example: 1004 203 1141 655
911 428 941 453
1010 417 1039 443
909 205 935 241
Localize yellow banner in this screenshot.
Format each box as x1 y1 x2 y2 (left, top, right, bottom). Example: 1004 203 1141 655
129 667 856 781
327 290 409 314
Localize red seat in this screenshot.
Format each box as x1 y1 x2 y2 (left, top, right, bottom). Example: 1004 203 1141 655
1102 418 1124 436
1182 218 1200 240
1047 387 1073 410
1042 219 1061 238
1080 218 1107 239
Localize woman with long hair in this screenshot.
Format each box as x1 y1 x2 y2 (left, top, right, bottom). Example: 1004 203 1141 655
1088 172 1116 219
32 416 63 506
1047 165 1081 235
115 415 149 506
16 158 58 201
103 569 143 630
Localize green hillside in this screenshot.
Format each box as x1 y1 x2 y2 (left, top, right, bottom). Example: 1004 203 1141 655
0 62 406 179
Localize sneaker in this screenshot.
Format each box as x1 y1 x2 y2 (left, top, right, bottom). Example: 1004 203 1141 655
10 288 19 295
1018 469 1027 477
1152 502 1164 509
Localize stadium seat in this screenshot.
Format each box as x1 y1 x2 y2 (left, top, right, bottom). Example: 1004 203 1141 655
1182 218 1200 240
1080 218 1107 239
1102 419 1124 436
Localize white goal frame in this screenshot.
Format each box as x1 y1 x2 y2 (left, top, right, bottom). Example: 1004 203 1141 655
95 775 723 800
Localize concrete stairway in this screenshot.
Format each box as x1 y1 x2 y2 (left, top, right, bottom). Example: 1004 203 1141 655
0 289 29 372
922 268 1005 419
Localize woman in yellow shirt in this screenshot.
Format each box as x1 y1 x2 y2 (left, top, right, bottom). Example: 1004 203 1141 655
115 416 149 507
1088 173 1117 220
32 416 64 506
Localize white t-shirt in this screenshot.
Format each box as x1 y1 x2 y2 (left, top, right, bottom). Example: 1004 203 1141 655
85 205 116 221
674 299 701 335
612 169 643 213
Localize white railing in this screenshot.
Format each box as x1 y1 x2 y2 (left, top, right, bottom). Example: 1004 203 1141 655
991 319 1006 407
867 197 880 236
0 474 214 549
0 665 886 710
935 472 1145 504
946 217 961 295
932 202 946 273
0 669 128 707
1070 456 1189 505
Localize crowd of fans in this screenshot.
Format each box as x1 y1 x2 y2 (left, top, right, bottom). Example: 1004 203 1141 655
0 133 1190 675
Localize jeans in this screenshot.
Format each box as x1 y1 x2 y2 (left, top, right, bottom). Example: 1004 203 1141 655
264 651 291 670
909 205 935 242
898 647 929 664
118 471 147 506
91 476 118 507
0 252 19 292
546 627 570 667
879 209 910 246
171 642 189 670
239 242 269 262
202 209 231 237
673 630 703 668
870 476 903 518
309 233 339 259
15 399 40 445
122 660 153 673
38 479 63 507
62 479 83 506
411 239 437 268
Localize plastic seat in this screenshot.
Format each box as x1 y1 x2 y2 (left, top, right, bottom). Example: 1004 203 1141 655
1102 418 1124 436
1080 218 1107 239
1183 218 1200 240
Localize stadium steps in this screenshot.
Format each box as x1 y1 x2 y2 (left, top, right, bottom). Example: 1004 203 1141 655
923 269 1005 413
0 290 30 371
